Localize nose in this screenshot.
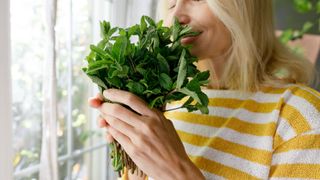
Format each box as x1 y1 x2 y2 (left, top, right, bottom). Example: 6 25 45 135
171 2 191 25
175 15 190 25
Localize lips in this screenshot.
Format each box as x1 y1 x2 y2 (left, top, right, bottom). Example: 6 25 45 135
181 31 202 45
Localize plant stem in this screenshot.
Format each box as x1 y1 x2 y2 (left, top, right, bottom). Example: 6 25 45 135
164 106 183 112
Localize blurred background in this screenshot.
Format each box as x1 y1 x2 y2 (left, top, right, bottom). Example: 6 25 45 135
0 0 319 180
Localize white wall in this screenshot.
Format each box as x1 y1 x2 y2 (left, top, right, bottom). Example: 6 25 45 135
0 0 13 179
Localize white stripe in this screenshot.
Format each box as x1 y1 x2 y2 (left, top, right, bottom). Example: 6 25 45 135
276 117 297 141
284 91 320 129
272 149 320 165
172 119 273 151
183 142 269 179
303 128 320 135
166 104 279 125
200 170 226 180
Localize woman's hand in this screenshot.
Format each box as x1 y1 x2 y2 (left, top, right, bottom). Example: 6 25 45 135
88 89 204 180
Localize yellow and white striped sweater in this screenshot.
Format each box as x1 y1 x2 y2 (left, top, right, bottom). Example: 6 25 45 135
166 84 320 179
121 83 320 179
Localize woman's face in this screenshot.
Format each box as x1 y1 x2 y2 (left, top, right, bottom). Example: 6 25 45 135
164 0 231 60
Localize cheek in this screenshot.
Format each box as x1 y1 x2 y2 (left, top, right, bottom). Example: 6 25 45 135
163 16 172 27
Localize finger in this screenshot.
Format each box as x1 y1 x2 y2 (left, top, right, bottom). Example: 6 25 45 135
105 132 114 143
96 93 104 100
103 89 154 117
88 93 105 108
100 102 143 128
97 115 108 128
100 113 136 139
108 126 133 154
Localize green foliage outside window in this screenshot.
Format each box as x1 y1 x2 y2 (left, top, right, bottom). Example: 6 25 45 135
278 0 320 43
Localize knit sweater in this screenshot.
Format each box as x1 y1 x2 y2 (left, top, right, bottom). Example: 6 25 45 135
120 83 320 180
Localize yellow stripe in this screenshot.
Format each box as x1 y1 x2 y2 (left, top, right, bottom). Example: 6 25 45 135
259 86 289 94
270 164 320 178
273 134 285 150
208 98 278 113
291 87 320 112
177 130 272 165
280 104 312 134
188 155 260 180
169 98 279 113
274 134 320 153
165 112 276 136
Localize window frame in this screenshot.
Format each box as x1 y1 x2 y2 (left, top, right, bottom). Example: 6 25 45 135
0 0 13 179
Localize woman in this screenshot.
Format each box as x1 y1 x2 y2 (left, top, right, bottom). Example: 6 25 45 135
89 0 320 179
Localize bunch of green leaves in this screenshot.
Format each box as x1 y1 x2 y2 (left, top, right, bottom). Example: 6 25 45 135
82 16 210 114
279 0 320 43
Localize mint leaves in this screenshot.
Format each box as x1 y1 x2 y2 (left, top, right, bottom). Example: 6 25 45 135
82 16 210 177
83 16 210 113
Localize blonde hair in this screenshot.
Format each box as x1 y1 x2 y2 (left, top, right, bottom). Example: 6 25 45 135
157 0 318 92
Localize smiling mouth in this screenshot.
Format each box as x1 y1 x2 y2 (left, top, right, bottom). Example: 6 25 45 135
181 32 202 45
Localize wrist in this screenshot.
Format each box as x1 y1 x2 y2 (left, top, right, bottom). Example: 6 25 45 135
174 158 205 180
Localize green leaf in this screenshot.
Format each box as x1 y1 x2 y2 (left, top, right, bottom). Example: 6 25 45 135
172 17 181 42
108 27 118 37
157 53 170 74
293 0 312 13
186 79 201 92
88 75 108 90
110 65 129 78
90 45 115 61
100 21 111 39
182 97 194 107
144 16 156 27
159 73 173 90
150 96 164 108
176 49 187 89
196 104 209 114
177 87 202 105
194 71 210 85
279 29 293 43
143 88 161 95
179 26 192 37
85 51 96 63
105 76 123 88
301 21 314 33
157 20 164 29
112 36 128 62
126 81 145 95
140 16 147 34
194 71 210 81
198 91 209 106
86 60 112 74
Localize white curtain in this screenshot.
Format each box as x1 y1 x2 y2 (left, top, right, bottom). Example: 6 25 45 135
0 0 13 179
39 0 59 179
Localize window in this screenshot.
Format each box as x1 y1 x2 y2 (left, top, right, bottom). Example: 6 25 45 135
7 0 157 179
11 0 110 179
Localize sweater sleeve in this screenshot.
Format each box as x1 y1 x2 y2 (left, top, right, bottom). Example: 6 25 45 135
269 128 320 179
269 85 320 179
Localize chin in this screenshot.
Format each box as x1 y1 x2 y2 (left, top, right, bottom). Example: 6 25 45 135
189 48 204 59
